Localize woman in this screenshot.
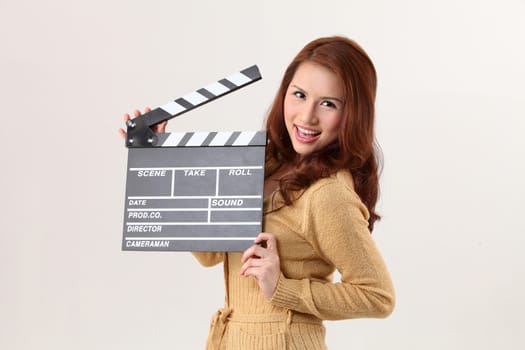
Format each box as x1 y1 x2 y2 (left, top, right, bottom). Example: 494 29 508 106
121 36 394 349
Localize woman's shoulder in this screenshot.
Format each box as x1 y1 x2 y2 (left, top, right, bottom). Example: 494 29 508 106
306 170 357 198
308 169 367 207
301 170 370 227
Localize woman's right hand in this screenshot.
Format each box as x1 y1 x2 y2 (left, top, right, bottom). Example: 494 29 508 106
118 107 168 139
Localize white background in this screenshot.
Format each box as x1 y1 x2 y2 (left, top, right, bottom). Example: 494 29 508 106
1 0 524 349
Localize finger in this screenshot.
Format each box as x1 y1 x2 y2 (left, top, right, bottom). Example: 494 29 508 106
240 266 259 278
152 120 167 133
133 109 142 118
118 128 126 139
144 106 152 113
239 258 264 276
255 233 278 251
255 240 267 248
242 244 272 263
123 113 131 122
241 245 258 263
158 120 168 129
240 259 253 276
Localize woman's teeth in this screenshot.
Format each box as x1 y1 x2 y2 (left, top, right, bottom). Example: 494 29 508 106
297 126 320 136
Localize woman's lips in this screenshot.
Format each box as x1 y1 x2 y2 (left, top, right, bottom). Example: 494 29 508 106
294 125 321 143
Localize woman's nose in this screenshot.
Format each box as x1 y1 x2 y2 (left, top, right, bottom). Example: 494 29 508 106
298 103 318 124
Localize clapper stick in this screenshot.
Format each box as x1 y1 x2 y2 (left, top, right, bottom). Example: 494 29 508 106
126 65 262 147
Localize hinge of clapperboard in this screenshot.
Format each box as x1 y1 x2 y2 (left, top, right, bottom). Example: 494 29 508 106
125 65 262 148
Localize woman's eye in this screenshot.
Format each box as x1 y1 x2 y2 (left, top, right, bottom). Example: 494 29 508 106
321 100 337 109
293 91 305 99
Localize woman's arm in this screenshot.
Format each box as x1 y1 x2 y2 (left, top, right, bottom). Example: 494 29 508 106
270 183 395 320
191 252 225 267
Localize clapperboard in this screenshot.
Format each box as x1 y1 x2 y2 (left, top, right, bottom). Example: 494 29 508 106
122 66 266 252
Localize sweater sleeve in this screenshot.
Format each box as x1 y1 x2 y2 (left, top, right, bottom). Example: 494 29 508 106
270 181 395 320
191 252 225 267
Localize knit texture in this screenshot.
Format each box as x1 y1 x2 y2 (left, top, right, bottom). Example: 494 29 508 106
193 170 394 349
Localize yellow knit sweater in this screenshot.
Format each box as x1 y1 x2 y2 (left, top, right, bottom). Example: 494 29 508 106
193 170 395 349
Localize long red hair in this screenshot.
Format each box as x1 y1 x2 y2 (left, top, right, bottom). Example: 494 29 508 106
265 36 382 231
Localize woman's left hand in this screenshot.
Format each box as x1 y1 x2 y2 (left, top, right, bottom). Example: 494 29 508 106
240 233 281 299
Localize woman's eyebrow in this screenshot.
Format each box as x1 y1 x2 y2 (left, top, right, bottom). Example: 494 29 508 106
322 95 344 104
290 84 343 103
290 84 305 91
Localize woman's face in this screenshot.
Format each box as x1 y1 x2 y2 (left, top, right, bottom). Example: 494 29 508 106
284 61 344 156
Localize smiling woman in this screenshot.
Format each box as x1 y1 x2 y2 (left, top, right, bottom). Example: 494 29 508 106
191 36 394 350
120 35 393 350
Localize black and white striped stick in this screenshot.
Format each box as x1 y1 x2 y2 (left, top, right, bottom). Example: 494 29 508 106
126 65 262 147
155 130 266 147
